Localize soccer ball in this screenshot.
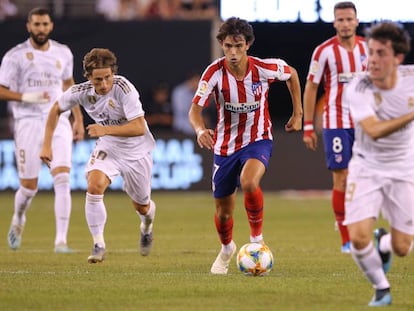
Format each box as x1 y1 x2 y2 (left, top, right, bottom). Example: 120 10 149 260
236 243 274 276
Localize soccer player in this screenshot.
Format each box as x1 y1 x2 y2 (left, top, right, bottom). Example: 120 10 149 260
40 48 157 263
0 7 84 253
343 22 414 307
302 1 367 253
188 17 302 274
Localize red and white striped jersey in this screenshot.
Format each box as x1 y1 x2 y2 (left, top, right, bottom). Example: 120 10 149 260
306 35 368 129
193 56 291 156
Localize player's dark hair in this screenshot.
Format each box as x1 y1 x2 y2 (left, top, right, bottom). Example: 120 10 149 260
216 17 255 45
366 22 411 56
83 48 119 78
28 7 51 22
334 1 357 14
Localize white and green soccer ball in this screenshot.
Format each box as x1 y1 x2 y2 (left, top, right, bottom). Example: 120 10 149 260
236 242 274 276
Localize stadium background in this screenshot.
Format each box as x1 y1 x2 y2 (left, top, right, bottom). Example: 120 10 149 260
0 2 413 192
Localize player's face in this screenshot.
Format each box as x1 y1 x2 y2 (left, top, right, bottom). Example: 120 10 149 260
221 35 250 68
367 39 402 87
333 8 358 40
89 68 114 95
26 14 53 47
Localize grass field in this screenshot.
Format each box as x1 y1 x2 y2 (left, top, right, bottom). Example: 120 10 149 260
0 191 413 310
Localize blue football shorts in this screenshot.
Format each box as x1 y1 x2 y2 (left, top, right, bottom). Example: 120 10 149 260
212 139 272 198
322 128 354 170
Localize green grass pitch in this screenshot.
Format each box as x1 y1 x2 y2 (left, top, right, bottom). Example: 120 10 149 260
0 191 413 310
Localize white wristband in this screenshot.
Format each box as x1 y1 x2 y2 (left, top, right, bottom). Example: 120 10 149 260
22 92 49 104
303 124 314 131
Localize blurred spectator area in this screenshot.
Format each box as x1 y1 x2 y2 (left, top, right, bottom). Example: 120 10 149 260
11 0 218 20
12 0 96 18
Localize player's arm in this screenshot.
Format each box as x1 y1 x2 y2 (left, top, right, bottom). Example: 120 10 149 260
40 102 64 166
0 85 49 103
188 103 214 150
62 78 85 142
302 80 319 150
359 111 414 140
86 116 146 138
284 66 303 132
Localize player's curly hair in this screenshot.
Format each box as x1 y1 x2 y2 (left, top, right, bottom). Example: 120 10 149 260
216 17 255 45
83 48 118 78
366 21 411 56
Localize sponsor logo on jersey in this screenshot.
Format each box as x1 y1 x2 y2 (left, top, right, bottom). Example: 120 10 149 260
224 101 259 113
26 52 33 60
196 81 208 96
310 60 319 74
338 72 355 83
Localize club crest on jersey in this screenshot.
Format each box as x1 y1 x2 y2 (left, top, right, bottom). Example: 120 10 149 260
56 60 62 70
373 92 382 106
26 52 33 60
251 82 262 96
335 154 343 163
108 99 115 109
408 97 414 108
88 95 97 104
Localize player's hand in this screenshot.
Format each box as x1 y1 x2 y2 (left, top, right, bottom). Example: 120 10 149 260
87 124 106 138
72 119 85 142
22 91 50 104
196 128 214 150
303 131 318 151
40 145 53 168
285 114 302 132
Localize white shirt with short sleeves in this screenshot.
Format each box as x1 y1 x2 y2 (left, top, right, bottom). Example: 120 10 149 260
0 39 73 119
59 75 155 160
346 66 414 178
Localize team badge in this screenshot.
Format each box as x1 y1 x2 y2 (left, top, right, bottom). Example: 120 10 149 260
26 52 33 60
108 99 115 109
335 154 343 163
408 97 414 108
56 60 62 70
88 95 97 104
373 92 382 106
251 82 262 96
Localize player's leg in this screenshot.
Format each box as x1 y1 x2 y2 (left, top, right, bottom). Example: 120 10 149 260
332 169 350 252
210 153 239 274
240 159 265 243
50 117 73 253
84 148 116 263
239 140 271 244
123 153 156 256
323 129 353 253
345 167 391 306
8 119 41 250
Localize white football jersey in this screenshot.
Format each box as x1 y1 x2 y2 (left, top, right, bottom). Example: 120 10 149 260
0 39 73 119
59 75 155 159
346 65 414 177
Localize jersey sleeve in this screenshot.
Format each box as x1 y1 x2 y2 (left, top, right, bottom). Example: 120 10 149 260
345 76 376 123
117 77 144 120
0 51 18 88
58 85 80 112
306 46 327 84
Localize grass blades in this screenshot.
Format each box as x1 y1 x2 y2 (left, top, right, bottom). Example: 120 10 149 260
0 191 413 310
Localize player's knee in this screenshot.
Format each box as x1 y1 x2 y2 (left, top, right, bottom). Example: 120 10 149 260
87 182 106 195
53 172 70 185
240 180 259 192
393 240 413 257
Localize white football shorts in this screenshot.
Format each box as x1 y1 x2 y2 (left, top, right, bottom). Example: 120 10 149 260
14 115 72 179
